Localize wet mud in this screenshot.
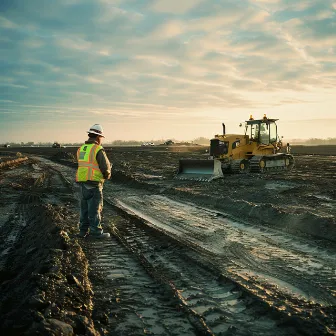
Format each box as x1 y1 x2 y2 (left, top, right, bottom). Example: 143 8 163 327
0 158 99 335
109 150 336 243
0 148 335 335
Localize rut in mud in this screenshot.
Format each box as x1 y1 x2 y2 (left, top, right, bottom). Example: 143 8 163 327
94 203 313 336
109 194 336 306
0 150 335 335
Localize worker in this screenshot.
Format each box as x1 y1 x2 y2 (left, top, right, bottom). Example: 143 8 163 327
259 124 269 144
251 124 259 141
76 124 111 238
286 143 291 153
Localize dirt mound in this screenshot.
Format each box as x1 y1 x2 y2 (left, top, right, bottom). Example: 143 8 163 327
0 157 29 170
53 151 76 162
0 201 99 336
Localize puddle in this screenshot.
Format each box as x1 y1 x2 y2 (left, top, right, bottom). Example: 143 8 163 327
113 198 184 239
134 173 164 180
240 270 311 301
313 194 334 201
265 182 297 191
112 193 336 309
32 164 42 171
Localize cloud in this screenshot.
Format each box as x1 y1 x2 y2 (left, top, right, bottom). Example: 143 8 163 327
0 16 18 29
0 0 335 141
150 20 185 38
253 0 280 3
0 83 28 89
0 99 15 103
56 37 92 51
150 0 204 14
23 38 45 49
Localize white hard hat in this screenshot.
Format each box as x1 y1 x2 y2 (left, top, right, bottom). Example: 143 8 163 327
87 124 105 137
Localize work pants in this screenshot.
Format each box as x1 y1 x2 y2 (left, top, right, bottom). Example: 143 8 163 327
79 184 103 234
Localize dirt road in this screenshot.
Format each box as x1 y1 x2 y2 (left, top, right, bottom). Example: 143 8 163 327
0 148 335 335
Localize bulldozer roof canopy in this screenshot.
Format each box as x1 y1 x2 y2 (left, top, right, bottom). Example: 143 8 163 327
246 118 278 125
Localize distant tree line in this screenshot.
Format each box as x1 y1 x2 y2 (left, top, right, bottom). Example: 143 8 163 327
3 137 336 147
290 138 336 145
1 138 206 147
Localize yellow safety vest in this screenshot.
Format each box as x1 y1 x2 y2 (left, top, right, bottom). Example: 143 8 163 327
76 144 104 183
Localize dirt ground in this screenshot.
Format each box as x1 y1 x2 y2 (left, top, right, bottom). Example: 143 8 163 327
0 147 335 335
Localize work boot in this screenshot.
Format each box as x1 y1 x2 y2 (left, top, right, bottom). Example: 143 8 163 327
89 232 110 239
77 231 89 238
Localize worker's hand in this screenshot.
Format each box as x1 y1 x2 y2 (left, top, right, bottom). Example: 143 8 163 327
104 171 111 179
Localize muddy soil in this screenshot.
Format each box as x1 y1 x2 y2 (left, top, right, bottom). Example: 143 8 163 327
108 149 336 243
0 148 335 335
0 159 99 335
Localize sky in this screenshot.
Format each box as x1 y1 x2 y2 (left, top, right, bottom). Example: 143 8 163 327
0 0 335 143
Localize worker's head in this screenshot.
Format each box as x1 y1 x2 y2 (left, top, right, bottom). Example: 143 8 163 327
87 124 105 144
88 133 104 144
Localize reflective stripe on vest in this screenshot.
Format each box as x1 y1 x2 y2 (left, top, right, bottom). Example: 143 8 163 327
76 144 104 183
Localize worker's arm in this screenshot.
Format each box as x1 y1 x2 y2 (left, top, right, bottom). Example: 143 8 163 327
96 149 112 180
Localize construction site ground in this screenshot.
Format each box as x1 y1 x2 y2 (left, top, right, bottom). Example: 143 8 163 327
0 146 335 336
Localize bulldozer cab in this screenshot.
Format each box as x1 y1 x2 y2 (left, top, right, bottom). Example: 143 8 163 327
246 116 278 145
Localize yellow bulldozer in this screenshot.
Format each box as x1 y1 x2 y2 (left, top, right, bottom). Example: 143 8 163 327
176 114 294 181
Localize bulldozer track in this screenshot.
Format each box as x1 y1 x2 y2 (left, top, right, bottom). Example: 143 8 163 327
230 160 249 174
249 154 295 173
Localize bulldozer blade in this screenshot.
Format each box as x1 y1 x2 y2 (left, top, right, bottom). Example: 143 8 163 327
175 159 223 181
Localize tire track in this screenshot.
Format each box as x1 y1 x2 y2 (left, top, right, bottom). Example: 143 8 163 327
109 194 336 309
103 204 306 336
0 161 45 275
82 238 200 336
